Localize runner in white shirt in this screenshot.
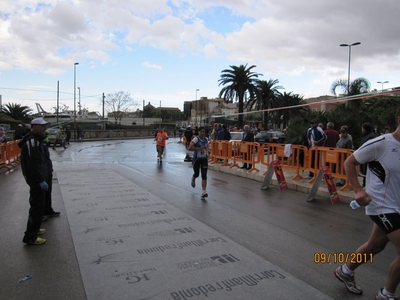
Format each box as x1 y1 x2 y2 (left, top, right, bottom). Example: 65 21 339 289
334 107 400 300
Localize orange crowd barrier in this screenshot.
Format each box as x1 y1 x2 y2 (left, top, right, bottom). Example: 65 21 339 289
259 144 309 179
208 140 355 189
209 140 231 166
230 141 260 172
0 140 21 173
308 146 354 190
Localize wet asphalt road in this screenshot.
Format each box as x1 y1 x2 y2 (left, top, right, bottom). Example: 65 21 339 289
1 137 395 300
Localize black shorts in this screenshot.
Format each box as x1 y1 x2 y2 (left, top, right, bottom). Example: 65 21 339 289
369 213 400 234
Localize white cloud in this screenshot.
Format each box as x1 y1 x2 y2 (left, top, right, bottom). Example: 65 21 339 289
142 61 162 70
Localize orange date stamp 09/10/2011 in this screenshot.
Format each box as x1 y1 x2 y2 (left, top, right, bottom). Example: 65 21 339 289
314 252 373 264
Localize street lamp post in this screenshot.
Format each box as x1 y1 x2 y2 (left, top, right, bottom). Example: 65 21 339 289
195 89 200 125
377 81 389 92
340 42 361 95
73 62 79 139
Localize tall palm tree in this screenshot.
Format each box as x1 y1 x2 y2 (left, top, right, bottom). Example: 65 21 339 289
2 103 32 122
218 64 260 128
246 79 283 130
331 77 371 97
275 92 308 129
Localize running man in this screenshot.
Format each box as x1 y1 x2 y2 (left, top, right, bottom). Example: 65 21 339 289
334 106 400 300
188 126 209 198
155 127 168 163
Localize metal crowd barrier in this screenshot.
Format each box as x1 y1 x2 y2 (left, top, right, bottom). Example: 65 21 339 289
209 140 231 166
207 141 355 191
307 146 354 190
0 140 21 173
230 141 260 172
259 144 309 180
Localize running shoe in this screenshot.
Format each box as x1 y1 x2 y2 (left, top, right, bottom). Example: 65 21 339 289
191 177 195 188
201 191 208 198
26 237 46 245
38 228 46 235
375 289 399 300
45 211 60 217
334 266 363 295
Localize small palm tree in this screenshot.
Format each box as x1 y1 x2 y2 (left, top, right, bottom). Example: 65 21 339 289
246 79 283 130
331 77 371 96
2 103 32 122
218 64 260 128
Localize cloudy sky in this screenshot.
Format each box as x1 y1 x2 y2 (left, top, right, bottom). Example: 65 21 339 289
0 0 399 115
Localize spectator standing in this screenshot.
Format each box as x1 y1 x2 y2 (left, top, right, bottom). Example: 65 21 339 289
334 107 400 299
65 125 71 144
15 124 25 139
76 125 83 140
216 124 224 140
53 126 66 150
222 124 231 141
324 122 339 148
241 125 254 170
210 123 219 140
18 118 49 245
307 119 327 177
42 130 61 220
336 125 353 187
184 126 193 149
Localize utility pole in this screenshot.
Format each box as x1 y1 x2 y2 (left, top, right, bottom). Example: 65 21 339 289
102 93 105 130
56 81 59 123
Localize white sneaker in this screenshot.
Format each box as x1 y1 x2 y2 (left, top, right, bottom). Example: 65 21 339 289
201 191 208 198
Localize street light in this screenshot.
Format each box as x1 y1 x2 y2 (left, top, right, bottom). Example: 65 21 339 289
377 81 389 92
196 89 199 100
340 42 361 95
73 62 79 139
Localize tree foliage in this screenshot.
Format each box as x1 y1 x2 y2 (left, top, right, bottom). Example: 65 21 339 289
218 64 260 128
1 103 32 123
331 77 371 97
246 79 283 130
104 91 136 124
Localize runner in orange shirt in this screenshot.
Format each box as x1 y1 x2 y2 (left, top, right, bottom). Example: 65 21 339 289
154 127 168 164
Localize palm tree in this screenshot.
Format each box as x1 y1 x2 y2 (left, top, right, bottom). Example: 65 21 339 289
2 103 32 122
246 79 283 130
331 77 371 97
218 64 260 128
274 92 308 129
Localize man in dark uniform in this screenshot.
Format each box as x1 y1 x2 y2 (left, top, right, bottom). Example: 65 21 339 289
18 118 49 245
241 125 254 170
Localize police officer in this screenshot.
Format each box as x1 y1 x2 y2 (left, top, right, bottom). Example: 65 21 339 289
18 118 50 245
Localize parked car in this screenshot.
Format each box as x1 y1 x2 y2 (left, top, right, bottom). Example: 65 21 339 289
229 131 244 142
47 128 66 147
47 128 58 146
255 131 285 144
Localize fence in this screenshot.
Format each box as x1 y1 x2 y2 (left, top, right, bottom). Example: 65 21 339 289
0 140 21 173
201 141 355 191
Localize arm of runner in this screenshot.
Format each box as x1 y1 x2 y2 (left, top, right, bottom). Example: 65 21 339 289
344 154 372 207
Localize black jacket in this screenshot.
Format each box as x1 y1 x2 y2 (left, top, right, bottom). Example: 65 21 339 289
18 133 48 186
242 131 254 142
